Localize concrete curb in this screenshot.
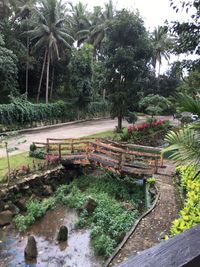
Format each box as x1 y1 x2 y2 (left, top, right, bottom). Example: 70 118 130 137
2 117 110 135
103 186 160 267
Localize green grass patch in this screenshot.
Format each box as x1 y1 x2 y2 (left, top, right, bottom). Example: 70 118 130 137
0 152 43 182
15 172 145 259
85 130 121 139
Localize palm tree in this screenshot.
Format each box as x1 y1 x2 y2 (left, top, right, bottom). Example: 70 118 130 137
28 0 74 103
0 0 17 19
69 2 91 47
89 0 114 55
151 26 172 76
14 0 37 96
164 93 200 171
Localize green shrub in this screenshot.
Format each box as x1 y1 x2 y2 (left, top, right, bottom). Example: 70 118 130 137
170 165 200 236
15 199 46 231
0 96 110 129
29 149 46 159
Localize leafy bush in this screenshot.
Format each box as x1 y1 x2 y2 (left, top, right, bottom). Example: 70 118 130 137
0 96 75 126
170 165 200 236
15 199 46 231
120 120 169 142
0 96 110 130
180 116 193 124
29 149 46 159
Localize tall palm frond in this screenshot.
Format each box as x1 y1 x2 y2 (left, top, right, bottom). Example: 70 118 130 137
164 128 200 169
151 26 173 76
178 93 200 116
27 0 74 103
69 1 91 47
89 0 114 53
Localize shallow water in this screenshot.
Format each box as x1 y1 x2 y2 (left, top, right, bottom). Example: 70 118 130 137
0 206 102 267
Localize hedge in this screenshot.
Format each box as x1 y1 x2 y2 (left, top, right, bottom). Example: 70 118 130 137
0 96 109 128
171 165 200 236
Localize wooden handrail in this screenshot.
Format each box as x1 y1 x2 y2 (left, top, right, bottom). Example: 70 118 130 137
32 139 164 173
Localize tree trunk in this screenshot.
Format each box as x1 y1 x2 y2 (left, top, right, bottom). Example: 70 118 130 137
77 107 80 120
46 52 50 104
37 49 47 103
117 115 122 131
50 67 54 100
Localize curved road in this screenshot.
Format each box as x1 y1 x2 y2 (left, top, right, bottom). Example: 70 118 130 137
0 116 178 158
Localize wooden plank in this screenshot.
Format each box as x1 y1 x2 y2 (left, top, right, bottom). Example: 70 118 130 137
122 166 153 175
91 141 160 158
115 224 200 267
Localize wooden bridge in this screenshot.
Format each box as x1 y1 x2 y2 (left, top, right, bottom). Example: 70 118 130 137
32 138 164 177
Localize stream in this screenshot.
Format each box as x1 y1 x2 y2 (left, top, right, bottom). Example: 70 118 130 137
0 206 102 267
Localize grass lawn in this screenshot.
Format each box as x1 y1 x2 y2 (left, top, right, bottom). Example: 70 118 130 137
0 152 43 182
86 130 120 139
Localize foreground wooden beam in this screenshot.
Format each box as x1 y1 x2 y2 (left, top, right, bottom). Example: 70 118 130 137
115 224 200 267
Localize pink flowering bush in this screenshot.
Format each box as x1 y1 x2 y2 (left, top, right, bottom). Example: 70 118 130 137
128 119 167 134
121 119 169 142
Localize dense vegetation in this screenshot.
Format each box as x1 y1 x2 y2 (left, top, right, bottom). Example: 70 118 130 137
15 172 145 258
0 95 109 129
0 0 189 131
171 165 200 235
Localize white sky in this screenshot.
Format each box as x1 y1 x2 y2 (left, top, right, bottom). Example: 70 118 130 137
74 0 192 30
73 0 197 74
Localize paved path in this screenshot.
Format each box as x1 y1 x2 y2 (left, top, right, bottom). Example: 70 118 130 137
109 160 179 267
0 116 179 158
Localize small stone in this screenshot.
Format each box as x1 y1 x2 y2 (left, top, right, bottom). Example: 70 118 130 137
0 210 13 226
82 197 97 214
42 185 53 196
4 202 19 215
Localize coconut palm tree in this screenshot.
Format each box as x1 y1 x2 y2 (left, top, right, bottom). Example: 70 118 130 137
164 93 200 171
89 0 114 55
151 26 172 76
0 0 17 19
28 0 74 103
13 0 37 96
69 1 91 47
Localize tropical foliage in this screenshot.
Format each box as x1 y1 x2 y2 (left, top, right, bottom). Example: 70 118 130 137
104 10 152 130
171 165 200 235
164 93 200 170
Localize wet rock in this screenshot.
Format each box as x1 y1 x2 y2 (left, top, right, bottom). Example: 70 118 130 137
15 198 27 212
42 185 53 196
56 225 68 242
0 200 6 212
0 210 13 226
4 202 19 215
83 197 97 214
24 236 38 260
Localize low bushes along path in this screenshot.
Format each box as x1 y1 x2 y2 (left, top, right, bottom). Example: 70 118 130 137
109 160 179 267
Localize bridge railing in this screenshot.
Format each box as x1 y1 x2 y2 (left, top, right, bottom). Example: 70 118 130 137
32 138 163 174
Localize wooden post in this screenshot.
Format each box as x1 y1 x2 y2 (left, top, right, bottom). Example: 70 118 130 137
47 138 50 153
160 154 164 167
59 144 61 159
154 158 158 174
71 139 74 154
5 142 11 186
